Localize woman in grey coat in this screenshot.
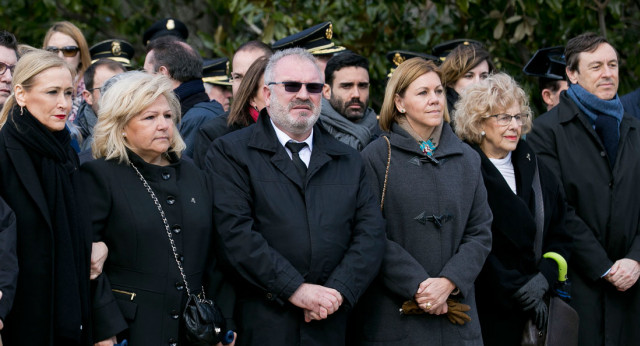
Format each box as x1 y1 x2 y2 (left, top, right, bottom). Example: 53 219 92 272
349 58 492 345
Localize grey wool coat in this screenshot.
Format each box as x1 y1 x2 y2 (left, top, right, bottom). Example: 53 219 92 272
349 122 492 346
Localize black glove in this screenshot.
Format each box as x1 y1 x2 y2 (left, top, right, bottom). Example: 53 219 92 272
532 299 548 330
513 273 549 311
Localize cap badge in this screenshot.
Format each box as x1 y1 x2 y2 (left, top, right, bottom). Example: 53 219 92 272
166 19 175 30
393 53 405 67
325 23 333 40
111 41 122 56
225 61 230 75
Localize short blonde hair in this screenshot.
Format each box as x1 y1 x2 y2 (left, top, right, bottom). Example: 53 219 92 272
454 72 533 145
0 49 74 127
379 58 449 131
43 21 91 77
92 72 185 163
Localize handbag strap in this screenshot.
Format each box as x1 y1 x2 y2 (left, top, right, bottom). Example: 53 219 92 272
532 157 545 262
380 136 391 211
131 163 195 297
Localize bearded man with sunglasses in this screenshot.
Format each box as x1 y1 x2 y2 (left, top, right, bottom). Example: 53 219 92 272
207 48 385 346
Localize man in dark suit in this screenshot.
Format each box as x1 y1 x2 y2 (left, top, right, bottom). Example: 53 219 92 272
208 48 385 345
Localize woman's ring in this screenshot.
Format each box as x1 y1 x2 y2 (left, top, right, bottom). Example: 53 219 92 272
425 302 432 310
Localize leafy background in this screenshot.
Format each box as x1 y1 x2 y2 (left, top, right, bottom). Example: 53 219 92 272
2 0 638 114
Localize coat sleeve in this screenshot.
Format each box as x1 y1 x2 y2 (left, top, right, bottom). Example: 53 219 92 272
0 196 17 321
361 141 430 299
80 163 129 341
324 163 386 306
527 118 613 281
210 139 305 304
437 166 493 298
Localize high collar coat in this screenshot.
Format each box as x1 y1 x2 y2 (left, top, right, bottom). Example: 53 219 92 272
349 122 492 346
528 91 640 346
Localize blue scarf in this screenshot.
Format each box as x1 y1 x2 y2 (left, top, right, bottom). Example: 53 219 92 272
566 83 624 129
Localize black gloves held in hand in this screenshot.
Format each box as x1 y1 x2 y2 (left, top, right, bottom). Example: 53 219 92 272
514 272 550 330
513 272 549 311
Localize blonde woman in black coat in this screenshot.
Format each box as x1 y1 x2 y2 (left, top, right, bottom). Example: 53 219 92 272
0 49 94 345
82 72 234 346
455 73 572 345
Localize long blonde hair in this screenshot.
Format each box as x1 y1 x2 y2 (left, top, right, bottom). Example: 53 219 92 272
92 72 185 163
0 49 74 128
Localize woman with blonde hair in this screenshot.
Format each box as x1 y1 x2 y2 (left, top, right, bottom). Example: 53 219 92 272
82 72 234 345
349 57 492 345
454 73 571 345
43 21 91 122
0 49 93 345
440 42 495 121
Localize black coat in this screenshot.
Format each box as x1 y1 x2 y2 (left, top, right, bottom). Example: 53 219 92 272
0 196 16 321
0 125 93 346
471 140 572 345
191 111 248 169
208 111 386 346
81 152 233 345
528 91 640 346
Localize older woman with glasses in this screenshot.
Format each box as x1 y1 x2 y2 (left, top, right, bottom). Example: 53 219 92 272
43 21 91 123
454 73 571 345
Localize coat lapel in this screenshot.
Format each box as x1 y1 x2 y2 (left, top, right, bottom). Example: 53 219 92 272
5 138 52 229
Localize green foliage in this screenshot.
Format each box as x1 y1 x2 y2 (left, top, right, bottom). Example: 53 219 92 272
1 0 638 114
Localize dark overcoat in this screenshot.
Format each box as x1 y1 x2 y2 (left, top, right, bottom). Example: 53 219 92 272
0 127 93 345
528 91 640 346
471 140 572 345
81 151 233 345
208 111 386 346
349 123 492 346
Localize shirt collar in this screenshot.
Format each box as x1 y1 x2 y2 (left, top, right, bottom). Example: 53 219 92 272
270 118 314 151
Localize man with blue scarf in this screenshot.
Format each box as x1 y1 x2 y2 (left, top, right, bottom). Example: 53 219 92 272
528 33 640 346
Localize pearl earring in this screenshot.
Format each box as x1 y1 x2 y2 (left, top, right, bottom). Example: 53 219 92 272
122 132 127 137
481 131 486 136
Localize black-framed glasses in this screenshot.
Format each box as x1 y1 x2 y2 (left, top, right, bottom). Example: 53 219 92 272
486 113 528 126
86 87 101 93
46 46 80 57
268 81 324 94
0 62 15 75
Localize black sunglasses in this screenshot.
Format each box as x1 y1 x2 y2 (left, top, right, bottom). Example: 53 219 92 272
268 81 324 94
0 62 15 75
46 46 80 57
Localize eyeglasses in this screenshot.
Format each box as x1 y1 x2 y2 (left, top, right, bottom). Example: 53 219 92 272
486 113 528 126
0 62 15 75
268 81 324 94
46 46 80 57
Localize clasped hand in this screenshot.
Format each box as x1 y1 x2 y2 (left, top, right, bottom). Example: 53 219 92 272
606 258 640 291
414 277 455 315
289 283 343 322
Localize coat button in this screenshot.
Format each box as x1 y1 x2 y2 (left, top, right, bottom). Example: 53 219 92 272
167 196 176 205
600 151 606 157
172 225 182 234
168 337 178 346
266 292 274 300
162 172 171 180
179 255 184 262
170 310 180 319
175 281 185 291
609 181 614 188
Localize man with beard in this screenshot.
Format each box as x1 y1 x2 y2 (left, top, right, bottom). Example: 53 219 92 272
528 32 640 346
319 52 379 150
0 31 18 109
207 48 385 346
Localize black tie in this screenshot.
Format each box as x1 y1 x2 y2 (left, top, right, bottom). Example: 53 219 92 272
285 141 308 179
595 114 619 167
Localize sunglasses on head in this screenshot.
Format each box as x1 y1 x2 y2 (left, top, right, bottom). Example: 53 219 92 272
268 81 324 94
46 46 80 57
0 62 16 75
